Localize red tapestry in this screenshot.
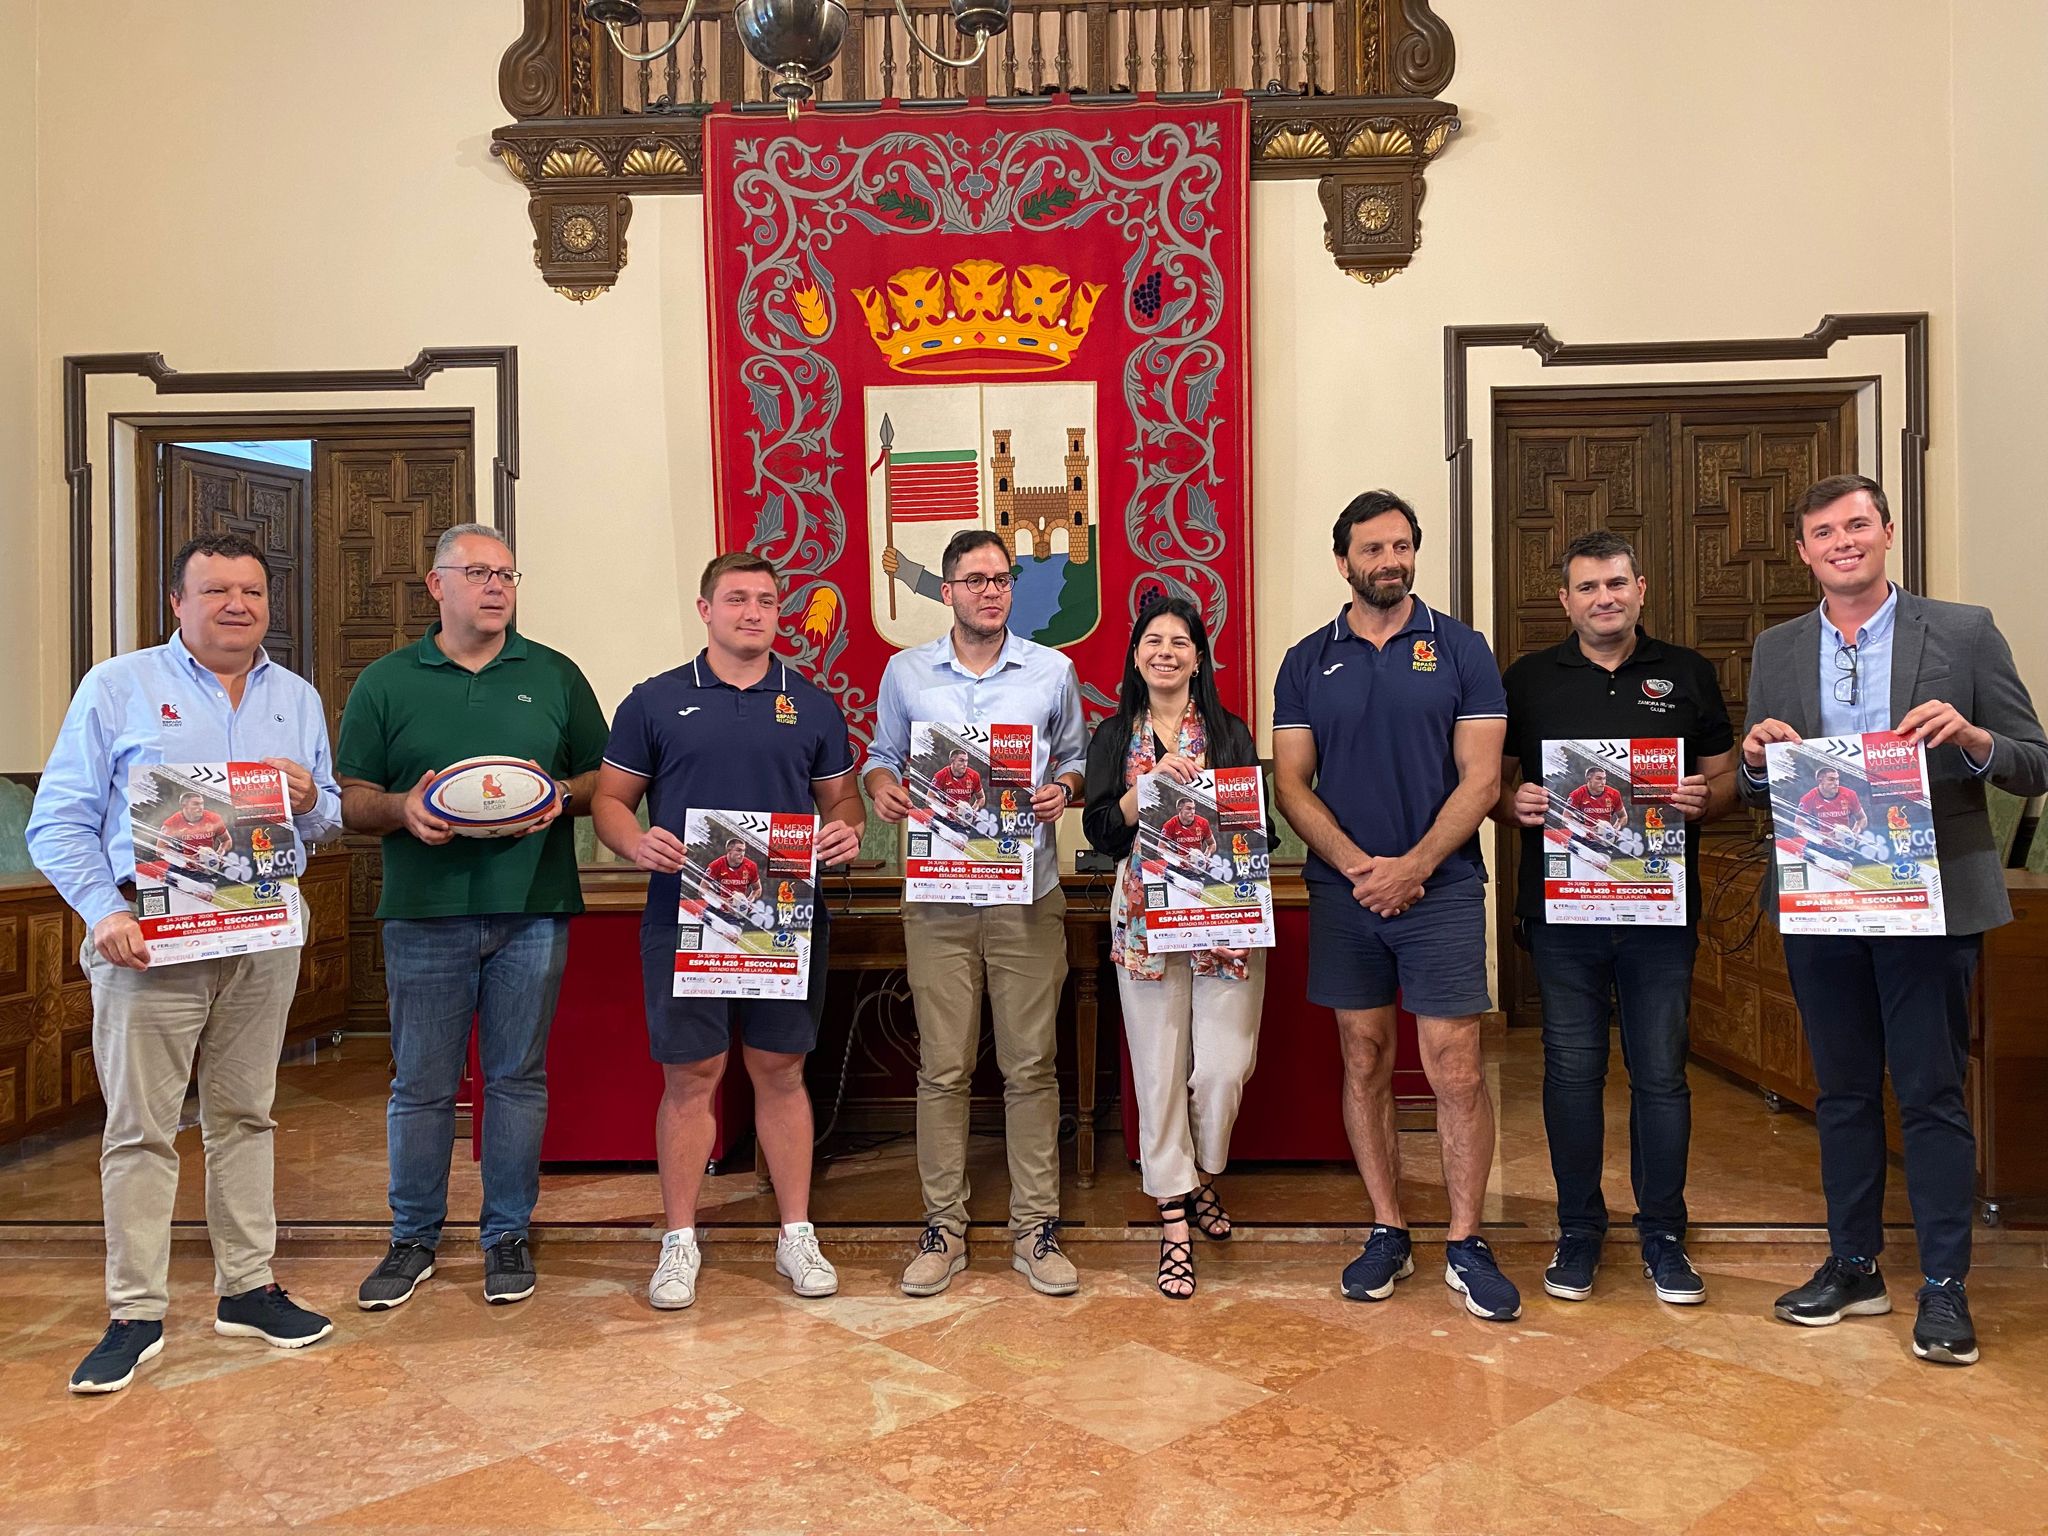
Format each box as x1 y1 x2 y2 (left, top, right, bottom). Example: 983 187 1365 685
702 98 1253 758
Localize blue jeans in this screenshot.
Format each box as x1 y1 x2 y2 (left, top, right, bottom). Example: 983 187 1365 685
1525 922 1699 1241
381 916 570 1250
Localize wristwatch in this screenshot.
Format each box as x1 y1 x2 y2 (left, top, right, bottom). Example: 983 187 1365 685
1057 779 1078 807
557 782 573 813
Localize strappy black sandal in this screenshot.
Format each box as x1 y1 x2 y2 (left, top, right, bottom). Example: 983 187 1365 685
1156 1197 1197 1300
1191 1180 1233 1241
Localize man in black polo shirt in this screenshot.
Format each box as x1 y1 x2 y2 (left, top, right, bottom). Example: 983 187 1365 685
592 552 864 1311
339 523 609 1311
1497 529 1736 1307
1273 489 1519 1320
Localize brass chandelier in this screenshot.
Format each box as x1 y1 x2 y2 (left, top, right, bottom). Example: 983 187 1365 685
585 0 1012 120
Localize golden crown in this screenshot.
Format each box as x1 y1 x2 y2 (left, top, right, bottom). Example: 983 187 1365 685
852 260 1105 375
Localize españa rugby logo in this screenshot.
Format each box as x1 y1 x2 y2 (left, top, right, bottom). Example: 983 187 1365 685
1411 639 1438 673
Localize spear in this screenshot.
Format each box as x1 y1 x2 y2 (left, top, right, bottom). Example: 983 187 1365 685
872 413 897 620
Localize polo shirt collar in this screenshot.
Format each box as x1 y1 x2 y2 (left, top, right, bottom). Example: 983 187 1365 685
690 648 789 692
414 623 529 670
1558 626 1666 669
170 626 272 681
1328 597 1437 644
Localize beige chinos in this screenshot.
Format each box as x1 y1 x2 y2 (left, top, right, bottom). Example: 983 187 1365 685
903 888 1069 1237
87 934 303 1320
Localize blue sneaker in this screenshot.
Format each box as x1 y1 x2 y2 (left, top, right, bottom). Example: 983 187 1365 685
1641 1233 1706 1305
1543 1231 1603 1302
215 1284 334 1349
1341 1224 1413 1301
68 1319 164 1395
1444 1236 1522 1321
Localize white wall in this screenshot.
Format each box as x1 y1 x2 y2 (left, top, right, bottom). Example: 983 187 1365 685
0 0 38 768
1952 0 2048 678
12 0 2005 763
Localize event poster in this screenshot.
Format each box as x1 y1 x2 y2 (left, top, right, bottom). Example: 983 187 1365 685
903 721 1037 905
128 762 304 963
1540 738 1687 925
1767 733 1946 936
675 809 818 999
1134 766 1276 952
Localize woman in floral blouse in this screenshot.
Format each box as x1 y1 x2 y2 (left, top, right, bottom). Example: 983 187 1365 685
1082 596 1267 1298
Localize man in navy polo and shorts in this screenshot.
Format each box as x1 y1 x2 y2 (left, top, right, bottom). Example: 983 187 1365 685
591 552 865 1312
1272 489 1519 1320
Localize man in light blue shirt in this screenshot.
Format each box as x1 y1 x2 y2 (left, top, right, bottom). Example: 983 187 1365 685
864 529 1087 1299
28 531 343 1394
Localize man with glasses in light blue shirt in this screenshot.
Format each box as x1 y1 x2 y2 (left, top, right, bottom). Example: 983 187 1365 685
865 529 1088 1299
29 531 344 1394
1741 475 2048 1367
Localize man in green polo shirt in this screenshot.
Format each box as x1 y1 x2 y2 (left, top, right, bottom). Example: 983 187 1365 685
336 523 608 1309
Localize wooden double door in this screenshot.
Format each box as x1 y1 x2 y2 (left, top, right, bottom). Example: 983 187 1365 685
139 421 476 1031
1490 386 1859 1029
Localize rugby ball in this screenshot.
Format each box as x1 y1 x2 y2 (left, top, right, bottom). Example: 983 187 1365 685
422 756 559 838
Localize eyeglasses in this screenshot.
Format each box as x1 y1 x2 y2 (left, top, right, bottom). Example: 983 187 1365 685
1832 643 1858 706
436 564 522 588
948 572 1014 594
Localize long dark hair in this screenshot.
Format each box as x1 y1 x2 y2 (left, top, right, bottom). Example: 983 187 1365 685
1098 595 1253 770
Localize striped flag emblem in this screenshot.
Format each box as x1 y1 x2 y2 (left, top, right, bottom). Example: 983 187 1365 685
886 448 980 523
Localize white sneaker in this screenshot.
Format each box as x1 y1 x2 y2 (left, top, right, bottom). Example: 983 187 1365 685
650 1231 701 1310
775 1222 839 1298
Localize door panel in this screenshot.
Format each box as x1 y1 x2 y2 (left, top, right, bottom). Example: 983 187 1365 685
1490 389 1856 1027
314 440 475 1032
154 445 313 675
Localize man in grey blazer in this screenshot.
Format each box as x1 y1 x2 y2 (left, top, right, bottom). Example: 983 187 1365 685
1741 474 2048 1366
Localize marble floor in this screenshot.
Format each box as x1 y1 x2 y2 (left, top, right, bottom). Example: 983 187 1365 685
0 1029 1915 1235
3 1247 2047 1534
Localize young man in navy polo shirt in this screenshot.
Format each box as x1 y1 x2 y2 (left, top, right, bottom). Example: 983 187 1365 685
592 553 865 1311
1496 529 1736 1306
1272 490 1520 1320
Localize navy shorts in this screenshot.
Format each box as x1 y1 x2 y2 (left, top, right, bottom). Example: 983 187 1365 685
639 912 830 1064
1305 875 1491 1018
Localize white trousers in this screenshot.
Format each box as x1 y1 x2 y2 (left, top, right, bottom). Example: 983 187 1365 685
1116 950 1267 1199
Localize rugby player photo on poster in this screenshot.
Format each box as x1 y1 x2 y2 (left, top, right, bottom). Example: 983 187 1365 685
1538 739 1687 925
1132 766 1276 953
674 810 819 1001
1766 732 1946 937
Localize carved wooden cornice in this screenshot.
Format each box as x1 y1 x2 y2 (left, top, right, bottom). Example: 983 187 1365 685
491 0 1460 297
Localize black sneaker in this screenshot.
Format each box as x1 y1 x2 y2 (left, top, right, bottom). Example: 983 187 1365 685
1912 1278 1979 1366
1444 1236 1523 1321
68 1319 164 1395
357 1242 436 1311
1341 1224 1414 1301
1543 1231 1603 1302
1773 1256 1891 1326
1642 1233 1706 1305
484 1235 537 1305
216 1284 335 1349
